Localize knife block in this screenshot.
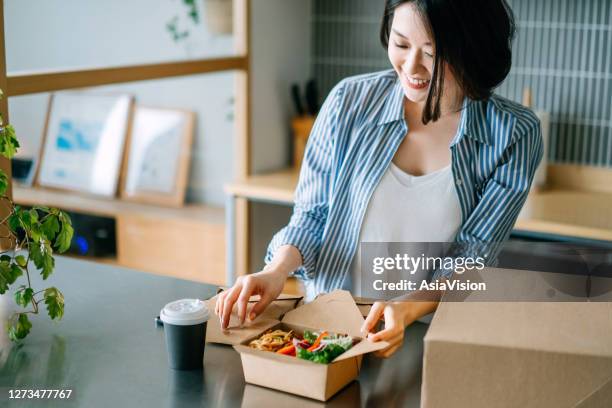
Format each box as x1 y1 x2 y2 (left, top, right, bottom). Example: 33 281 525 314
291 115 316 171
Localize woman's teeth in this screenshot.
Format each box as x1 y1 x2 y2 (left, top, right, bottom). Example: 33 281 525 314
403 73 430 90
407 77 430 86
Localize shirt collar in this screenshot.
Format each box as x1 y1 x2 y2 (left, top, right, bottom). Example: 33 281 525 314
376 75 493 146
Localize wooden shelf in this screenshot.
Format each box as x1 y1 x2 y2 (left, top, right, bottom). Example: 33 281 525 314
13 185 224 223
6 56 247 97
225 168 298 204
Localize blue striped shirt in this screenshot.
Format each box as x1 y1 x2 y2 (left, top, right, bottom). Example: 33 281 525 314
266 69 543 297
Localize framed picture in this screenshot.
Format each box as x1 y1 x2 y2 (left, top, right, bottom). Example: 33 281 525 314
120 106 195 207
35 92 133 197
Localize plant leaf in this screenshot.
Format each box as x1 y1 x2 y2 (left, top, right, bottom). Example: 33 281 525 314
29 223 42 242
15 255 27 267
30 239 54 279
0 260 19 288
9 263 22 283
41 215 60 241
0 268 7 294
17 208 31 229
0 170 7 196
7 313 32 341
28 209 39 224
58 210 72 226
10 207 33 233
0 125 19 159
8 212 21 233
55 222 73 253
14 286 33 307
44 287 64 320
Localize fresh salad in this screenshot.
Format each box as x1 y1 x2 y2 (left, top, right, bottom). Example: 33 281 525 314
249 329 354 364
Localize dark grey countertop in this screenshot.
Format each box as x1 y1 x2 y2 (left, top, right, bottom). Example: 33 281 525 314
0 257 426 407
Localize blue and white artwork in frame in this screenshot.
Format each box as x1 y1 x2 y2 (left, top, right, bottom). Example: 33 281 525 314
36 92 133 197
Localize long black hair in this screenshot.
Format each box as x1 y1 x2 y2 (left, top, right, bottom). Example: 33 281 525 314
380 0 516 124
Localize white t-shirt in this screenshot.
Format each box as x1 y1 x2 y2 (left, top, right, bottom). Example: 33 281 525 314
349 161 463 302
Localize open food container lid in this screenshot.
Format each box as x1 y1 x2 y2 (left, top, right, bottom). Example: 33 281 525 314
281 290 389 361
204 293 302 344
160 299 210 326
281 290 366 337
232 290 389 361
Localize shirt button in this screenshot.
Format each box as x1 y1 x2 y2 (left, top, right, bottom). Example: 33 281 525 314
456 179 463 186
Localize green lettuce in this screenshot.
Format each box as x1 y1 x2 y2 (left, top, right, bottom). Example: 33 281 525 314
296 331 353 364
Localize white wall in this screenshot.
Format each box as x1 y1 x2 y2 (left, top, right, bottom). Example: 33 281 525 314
250 0 312 172
5 0 233 71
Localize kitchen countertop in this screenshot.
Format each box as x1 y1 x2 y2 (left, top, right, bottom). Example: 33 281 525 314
0 257 427 407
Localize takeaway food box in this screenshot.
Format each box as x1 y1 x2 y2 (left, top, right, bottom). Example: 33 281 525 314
205 290 388 401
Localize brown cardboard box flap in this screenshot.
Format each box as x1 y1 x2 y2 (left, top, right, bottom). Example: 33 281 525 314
281 290 365 337
332 338 388 362
426 302 612 357
205 295 301 345
206 314 279 345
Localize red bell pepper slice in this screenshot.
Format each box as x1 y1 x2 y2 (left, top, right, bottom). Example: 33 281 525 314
307 331 328 352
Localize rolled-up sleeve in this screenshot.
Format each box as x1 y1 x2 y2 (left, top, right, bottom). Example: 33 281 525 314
264 82 345 280
431 116 544 281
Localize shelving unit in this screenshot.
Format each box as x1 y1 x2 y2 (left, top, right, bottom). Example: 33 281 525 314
0 0 251 285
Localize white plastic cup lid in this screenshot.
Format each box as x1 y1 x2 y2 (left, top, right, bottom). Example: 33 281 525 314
160 299 210 326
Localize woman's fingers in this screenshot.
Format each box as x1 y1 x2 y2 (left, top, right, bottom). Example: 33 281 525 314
220 284 242 329
214 292 224 316
236 278 255 326
366 303 405 357
361 302 386 336
368 325 402 342
248 291 275 321
218 290 230 322
372 330 404 358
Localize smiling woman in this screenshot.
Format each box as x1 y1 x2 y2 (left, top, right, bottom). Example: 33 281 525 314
381 0 516 124
218 0 543 359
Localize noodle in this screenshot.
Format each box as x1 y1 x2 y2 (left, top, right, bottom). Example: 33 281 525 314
249 329 295 352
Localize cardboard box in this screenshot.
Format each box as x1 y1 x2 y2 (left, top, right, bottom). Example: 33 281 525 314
422 268 612 408
206 290 388 401
205 292 303 344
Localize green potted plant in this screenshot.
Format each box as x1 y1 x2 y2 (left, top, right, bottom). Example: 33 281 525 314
0 89 73 341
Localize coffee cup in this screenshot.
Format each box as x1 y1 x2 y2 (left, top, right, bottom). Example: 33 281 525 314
160 299 210 370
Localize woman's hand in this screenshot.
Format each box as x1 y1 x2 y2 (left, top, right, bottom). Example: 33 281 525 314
215 268 288 329
361 295 440 358
361 301 414 358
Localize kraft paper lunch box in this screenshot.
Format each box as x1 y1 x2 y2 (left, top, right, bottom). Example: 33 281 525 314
206 290 388 401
